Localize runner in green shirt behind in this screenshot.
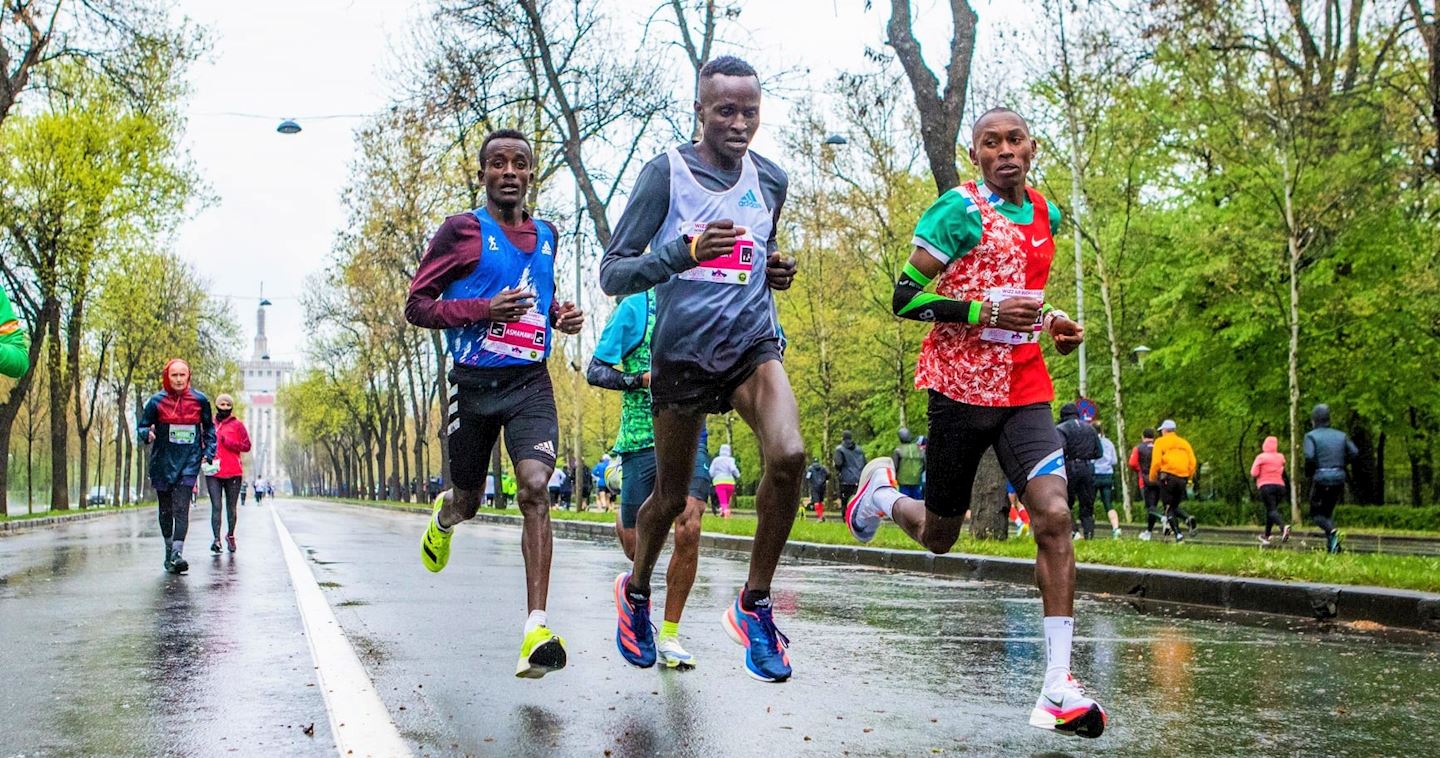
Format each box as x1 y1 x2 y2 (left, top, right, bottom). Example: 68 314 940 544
893 427 925 499
0 285 29 379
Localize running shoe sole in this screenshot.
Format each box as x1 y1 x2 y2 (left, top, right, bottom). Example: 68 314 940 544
515 637 567 679
721 605 788 683
1028 703 1107 738
844 457 895 544
658 645 696 670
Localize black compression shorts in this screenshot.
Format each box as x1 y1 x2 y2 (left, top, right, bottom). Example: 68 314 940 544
924 392 1065 519
446 364 558 491
650 338 783 415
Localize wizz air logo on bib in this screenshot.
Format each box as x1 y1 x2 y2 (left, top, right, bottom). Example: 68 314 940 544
737 189 761 209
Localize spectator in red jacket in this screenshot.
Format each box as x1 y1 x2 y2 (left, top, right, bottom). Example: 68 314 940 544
206 393 252 553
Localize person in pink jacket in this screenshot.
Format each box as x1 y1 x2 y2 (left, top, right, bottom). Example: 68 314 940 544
206 393 252 553
1250 436 1290 546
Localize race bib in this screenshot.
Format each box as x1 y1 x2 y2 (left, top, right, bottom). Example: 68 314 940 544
980 287 1045 345
677 221 755 286
482 310 548 362
168 424 197 445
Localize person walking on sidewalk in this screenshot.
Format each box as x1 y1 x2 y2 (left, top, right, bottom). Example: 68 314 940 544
138 359 217 574
1092 417 1122 539
893 428 926 500
708 444 741 518
1129 429 1164 539
805 457 830 521
1148 419 1197 542
834 430 865 506
1249 435 1290 546
1303 404 1358 554
1056 403 1101 540
205 393 251 554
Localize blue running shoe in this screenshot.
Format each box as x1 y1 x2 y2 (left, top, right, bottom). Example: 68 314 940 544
614 572 656 668
722 592 792 682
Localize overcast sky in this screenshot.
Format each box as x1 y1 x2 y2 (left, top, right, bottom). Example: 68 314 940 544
171 0 1030 365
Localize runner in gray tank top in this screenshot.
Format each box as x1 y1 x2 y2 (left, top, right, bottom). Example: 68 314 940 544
600 55 803 683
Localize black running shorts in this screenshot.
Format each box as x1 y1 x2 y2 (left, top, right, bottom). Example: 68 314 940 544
447 363 558 491
651 338 783 415
924 392 1065 519
618 448 657 529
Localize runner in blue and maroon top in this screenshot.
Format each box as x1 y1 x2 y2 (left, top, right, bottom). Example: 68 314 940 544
844 108 1108 739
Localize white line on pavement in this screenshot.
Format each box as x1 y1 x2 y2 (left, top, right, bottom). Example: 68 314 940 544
271 505 413 758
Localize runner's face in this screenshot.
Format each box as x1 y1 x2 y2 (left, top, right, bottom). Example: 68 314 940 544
167 364 189 389
696 74 761 163
482 139 532 209
968 114 1036 192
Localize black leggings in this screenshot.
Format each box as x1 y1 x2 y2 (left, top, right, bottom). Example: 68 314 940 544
1067 468 1096 538
207 475 242 539
1310 482 1343 535
1259 484 1288 537
1143 482 1163 531
156 487 194 544
1159 474 1191 528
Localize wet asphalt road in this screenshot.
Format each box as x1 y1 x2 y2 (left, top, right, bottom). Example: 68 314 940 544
4 499 1440 757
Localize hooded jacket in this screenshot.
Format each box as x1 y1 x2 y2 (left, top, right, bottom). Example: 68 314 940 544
709 444 740 486
1303 406 1358 486
214 414 252 479
1055 403 1101 470
834 439 865 485
1149 430 1197 480
137 359 216 488
1250 436 1286 488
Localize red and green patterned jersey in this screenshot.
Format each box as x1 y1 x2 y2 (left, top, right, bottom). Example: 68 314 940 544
0 285 28 379
911 181 1062 407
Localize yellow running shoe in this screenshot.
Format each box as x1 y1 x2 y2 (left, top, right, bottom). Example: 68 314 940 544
420 493 452 573
516 625 568 679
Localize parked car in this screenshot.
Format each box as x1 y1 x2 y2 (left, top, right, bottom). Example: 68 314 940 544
85 486 112 506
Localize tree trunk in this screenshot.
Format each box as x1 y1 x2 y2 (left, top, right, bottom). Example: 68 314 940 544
47 307 69 511
1282 160 1304 524
885 0 979 194
969 449 1009 539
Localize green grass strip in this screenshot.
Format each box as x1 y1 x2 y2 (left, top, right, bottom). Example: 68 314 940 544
307 497 1440 594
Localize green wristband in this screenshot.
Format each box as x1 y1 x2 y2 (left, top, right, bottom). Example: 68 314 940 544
966 300 983 324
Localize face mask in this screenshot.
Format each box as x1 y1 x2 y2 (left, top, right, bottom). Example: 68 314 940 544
217 408 232 420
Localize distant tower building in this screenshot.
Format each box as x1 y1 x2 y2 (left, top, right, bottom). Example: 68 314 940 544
239 288 294 491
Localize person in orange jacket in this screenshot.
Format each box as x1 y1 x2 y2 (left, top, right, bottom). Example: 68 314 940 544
1148 419 1197 542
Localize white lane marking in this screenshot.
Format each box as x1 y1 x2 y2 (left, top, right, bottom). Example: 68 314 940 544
271 506 412 758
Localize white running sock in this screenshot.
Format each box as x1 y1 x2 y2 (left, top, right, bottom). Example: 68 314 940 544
524 609 548 634
434 513 452 533
873 486 902 517
1043 616 1074 689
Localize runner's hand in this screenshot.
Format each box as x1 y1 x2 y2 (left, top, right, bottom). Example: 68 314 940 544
489 287 535 323
146 429 155 444
694 220 747 263
985 297 1043 331
552 300 584 334
1050 316 1084 355
765 253 796 290
641 371 651 388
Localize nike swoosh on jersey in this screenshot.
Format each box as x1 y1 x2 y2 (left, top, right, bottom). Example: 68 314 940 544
1031 236 1049 247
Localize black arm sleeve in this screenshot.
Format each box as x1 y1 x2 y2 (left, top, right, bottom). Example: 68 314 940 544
586 356 646 391
892 272 979 323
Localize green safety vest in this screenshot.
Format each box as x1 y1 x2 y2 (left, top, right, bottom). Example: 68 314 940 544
896 442 924 486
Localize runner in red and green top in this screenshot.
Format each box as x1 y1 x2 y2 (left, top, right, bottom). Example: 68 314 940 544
844 108 1107 739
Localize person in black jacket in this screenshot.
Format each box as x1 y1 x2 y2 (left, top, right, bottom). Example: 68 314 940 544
1056 403 1101 539
805 457 830 521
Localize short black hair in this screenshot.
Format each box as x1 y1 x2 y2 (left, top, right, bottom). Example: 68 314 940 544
699 55 758 81
480 128 532 161
971 107 1029 140
1142 427 1156 439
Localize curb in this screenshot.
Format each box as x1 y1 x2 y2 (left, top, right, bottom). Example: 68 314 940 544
313 499 1440 633
0 507 139 534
